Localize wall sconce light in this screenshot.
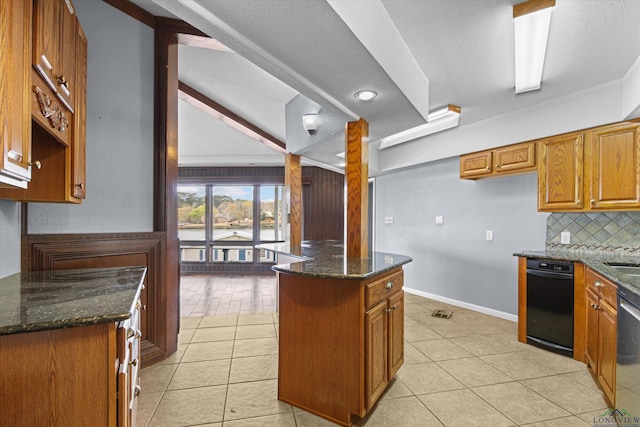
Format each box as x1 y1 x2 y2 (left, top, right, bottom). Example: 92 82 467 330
302 113 319 136
513 0 555 94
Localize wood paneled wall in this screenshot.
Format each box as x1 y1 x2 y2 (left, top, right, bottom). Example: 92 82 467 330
303 167 344 241
22 232 168 366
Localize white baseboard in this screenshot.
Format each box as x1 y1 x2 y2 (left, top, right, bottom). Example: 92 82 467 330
404 287 518 323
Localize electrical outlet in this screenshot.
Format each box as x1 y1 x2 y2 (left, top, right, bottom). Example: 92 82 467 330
384 216 394 224
561 231 571 244
435 215 444 225
486 230 493 241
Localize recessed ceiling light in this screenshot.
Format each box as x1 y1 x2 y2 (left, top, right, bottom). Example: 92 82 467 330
355 90 377 102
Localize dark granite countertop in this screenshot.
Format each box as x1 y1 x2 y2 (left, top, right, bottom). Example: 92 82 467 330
257 241 412 279
0 266 146 336
514 249 640 299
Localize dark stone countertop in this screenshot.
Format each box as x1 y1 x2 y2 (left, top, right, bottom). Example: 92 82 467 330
514 249 640 300
0 266 146 336
257 241 412 280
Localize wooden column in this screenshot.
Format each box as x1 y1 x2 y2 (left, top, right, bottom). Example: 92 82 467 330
285 153 302 247
346 118 369 258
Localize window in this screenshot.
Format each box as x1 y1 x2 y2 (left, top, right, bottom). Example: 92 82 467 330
178 183 285 268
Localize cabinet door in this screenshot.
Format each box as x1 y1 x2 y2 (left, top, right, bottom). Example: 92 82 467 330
32 0 60 93
388 291 404 379
598 299 617 406
0 0 32 188
585 287 599 372
365 300 388 410
538 132 584 211
460 150 492 178
589 122 640 210
72 20 86 199
57 0 75 111
494 142 536 174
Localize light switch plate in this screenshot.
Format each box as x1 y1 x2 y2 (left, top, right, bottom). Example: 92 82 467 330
486 230 493 241
435 215 444 225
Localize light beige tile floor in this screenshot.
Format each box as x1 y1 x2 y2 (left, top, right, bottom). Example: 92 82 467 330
138 275 611 426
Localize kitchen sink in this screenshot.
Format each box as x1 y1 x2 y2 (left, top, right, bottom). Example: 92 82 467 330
605 263 640 276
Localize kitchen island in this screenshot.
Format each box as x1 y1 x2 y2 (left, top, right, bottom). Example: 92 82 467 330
0 266 146 426
259 241 412 426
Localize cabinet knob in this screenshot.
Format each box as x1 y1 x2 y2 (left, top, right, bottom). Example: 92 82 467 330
595 281 604 287
127 328 135 338
29 160 42 170
129 358 138 367
385 308 391 313
590 199 596 205
392 305 397 310
134 385 142 397
576 199 580 204
75 183 84 189
495 164 500 169
385 282 394 289
135 329 142 339
136 300 142 309
485 166 490 170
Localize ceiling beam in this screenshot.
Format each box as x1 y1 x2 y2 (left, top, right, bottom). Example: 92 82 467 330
178 81 286 153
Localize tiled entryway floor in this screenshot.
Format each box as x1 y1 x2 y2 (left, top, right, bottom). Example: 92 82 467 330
138 275 610 426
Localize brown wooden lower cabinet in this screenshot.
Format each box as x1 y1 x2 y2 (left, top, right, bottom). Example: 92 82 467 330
0 308 141 426
278 267 404 426
585 267 617 406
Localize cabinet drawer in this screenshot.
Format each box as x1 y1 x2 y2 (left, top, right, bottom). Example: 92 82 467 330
586 269 617 307
365 271 403 309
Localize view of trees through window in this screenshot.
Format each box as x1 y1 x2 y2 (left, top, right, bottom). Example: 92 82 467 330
178 184 285 264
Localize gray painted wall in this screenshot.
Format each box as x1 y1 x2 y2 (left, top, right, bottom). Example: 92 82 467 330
0 200 20 278
28 0 155 234
375 157 548 317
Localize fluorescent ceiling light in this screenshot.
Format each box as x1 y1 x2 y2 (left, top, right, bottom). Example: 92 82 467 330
513 0 555 94
378 105 461 150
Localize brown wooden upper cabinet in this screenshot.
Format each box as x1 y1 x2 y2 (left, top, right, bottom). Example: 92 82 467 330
0 0 33 189
588 122 640 210
538 121 640 212
537 132 584 211
460 142 536 179
0 0 87 203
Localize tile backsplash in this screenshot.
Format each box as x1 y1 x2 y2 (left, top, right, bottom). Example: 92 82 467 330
546 212 640 253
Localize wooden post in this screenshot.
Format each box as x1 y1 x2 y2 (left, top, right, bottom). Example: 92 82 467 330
285 153 302 247
346 118 368 258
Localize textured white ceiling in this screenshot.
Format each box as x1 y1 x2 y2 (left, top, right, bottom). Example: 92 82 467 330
127 0 640 170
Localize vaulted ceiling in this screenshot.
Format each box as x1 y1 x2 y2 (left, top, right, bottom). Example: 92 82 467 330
126 0 640 174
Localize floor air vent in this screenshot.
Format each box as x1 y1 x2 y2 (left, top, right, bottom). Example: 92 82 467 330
432 309 453 319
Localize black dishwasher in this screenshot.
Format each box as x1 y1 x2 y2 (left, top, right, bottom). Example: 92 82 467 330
526 259 574 357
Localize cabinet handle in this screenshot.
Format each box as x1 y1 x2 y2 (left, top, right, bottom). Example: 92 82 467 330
76 183 84 189
129 358 138 367
595 281 604 287
57 76 70 97
29 160 42 170
134 385 142 397
385 282 394 289
41 54 53 71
